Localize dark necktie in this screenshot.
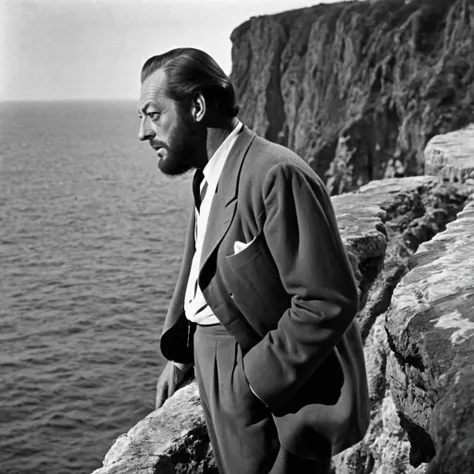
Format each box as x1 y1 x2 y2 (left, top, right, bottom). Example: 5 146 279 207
192 169 208 299
192 169 208 213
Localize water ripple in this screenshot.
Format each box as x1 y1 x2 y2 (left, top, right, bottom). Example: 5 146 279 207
0 101 193 474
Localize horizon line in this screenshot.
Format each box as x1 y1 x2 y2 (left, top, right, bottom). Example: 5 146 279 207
0 98 138 103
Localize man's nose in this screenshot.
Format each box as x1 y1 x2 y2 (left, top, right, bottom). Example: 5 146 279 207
138 118 155 141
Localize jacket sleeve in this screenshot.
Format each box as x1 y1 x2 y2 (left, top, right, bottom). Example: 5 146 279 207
242 161 359 411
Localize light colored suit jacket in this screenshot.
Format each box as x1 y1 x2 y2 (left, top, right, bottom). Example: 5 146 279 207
160 125 370 458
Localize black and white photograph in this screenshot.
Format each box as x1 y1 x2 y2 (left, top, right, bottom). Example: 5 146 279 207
1 0 473 473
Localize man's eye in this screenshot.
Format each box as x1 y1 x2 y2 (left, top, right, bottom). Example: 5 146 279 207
148 112 160 120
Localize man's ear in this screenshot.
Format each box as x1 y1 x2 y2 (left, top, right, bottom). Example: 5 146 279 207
190 92 206 123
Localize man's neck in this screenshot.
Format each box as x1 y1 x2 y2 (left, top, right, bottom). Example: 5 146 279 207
205 117 239 162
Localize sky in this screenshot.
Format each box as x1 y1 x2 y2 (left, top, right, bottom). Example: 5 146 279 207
0 0 351 101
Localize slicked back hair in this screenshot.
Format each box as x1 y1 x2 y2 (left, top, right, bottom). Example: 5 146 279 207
141 48 240 119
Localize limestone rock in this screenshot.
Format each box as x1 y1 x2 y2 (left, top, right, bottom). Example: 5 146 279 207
386 200 474 472
91 383 217 474
424 125 474 185
230 0 474 194
332 177 469 474
332 310 426 474
336 176 470 339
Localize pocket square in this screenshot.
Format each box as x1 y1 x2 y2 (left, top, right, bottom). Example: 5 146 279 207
234 237 256 254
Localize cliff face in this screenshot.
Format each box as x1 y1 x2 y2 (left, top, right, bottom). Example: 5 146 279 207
230 0 474 194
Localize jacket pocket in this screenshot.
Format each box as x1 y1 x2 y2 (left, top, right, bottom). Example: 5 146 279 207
226 232 264 268
225 232 290 335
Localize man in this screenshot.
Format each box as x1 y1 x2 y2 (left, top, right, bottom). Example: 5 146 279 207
138 48 369 474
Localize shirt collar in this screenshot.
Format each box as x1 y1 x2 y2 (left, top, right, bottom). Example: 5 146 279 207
202 120 243 191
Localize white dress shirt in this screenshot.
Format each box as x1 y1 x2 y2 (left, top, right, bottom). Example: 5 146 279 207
184 120 243 325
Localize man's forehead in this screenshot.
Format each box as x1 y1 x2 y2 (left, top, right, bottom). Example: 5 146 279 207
139 68 168 105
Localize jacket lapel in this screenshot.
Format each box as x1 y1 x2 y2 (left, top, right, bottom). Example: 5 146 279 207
199 126 256 277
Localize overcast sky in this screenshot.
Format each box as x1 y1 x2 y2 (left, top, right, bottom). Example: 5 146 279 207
1 0 350 101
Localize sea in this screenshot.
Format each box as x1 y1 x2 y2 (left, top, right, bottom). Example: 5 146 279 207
0 101 193 474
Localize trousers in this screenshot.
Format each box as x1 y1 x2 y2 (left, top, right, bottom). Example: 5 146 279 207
193 323 331 474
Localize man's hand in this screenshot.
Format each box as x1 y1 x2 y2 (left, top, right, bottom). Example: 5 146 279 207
155 361 193 409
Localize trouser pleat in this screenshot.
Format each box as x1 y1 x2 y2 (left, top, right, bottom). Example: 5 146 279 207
193 323 330 474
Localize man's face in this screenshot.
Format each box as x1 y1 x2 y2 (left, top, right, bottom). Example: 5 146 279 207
138 68 204 176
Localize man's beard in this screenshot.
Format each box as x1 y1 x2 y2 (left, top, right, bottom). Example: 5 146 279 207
157 114 205 176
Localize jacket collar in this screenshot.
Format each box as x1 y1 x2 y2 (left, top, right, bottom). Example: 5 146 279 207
199 125 256 274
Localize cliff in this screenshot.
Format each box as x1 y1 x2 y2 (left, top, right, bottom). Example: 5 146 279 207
91 127 474 474
230 0 474 194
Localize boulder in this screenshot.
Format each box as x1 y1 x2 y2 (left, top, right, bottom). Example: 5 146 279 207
386 199 474 473
424 125 474 185
91 383 217 474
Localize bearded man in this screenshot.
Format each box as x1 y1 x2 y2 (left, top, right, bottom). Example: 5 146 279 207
138 48 369 474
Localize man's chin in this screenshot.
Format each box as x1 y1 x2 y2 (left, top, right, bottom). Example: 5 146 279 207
157 155 192 177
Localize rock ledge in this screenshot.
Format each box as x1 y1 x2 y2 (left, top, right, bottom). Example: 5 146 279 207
386 200 474 472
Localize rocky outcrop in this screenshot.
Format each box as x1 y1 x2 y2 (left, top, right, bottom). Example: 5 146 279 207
331 176 470 474
92 383 217 474
92 173 471 474
331 126 474 473
386 199 474 473
230 0 474 194
333 176 470 340
425 125 474 185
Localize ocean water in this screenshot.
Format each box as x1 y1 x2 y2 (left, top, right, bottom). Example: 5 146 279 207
0 101 193 474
